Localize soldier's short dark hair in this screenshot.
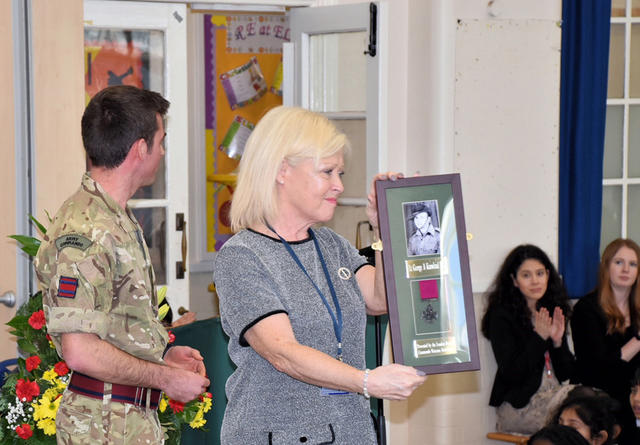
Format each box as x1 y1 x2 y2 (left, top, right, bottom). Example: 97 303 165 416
410 202 432 220
81 85 169 168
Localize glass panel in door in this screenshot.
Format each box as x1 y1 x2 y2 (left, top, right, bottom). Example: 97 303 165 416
84 27 168 284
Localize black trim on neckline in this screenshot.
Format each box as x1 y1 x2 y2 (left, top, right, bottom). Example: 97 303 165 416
247 228 312 244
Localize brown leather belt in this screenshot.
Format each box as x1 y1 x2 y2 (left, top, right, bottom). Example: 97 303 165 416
69 372 161 409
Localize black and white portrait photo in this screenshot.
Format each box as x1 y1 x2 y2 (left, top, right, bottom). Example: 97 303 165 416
404 200 441 256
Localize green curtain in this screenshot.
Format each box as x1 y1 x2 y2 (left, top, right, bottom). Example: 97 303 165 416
171 318 234 445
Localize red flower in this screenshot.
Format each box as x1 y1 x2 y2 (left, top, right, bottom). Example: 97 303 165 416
15 379 40 402
54 361 70 376
168 399 185 413
46 334 52 341
28 310 46 330
167 331 175 344
15 424 33 440
25 356 41 372
199 392 212 401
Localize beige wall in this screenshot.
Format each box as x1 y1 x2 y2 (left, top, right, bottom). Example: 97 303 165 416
31 0 86 221
1 0 85 360
0 0 18 361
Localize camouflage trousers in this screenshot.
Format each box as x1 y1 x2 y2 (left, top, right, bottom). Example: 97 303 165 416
55 390 164 444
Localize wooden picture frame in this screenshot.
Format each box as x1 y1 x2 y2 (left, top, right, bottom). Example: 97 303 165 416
376 174 480 374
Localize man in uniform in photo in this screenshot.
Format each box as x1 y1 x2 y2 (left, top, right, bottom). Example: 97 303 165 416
407 202 440 256
34 85 210 444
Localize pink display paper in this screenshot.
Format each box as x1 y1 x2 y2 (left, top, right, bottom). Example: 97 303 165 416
419 279 439 300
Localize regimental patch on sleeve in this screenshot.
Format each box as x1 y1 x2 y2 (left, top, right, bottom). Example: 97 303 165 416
55 234 93 252
58 276 79 299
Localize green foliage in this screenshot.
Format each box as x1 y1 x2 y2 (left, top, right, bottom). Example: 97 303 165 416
8 235 41 258
8 215 47 258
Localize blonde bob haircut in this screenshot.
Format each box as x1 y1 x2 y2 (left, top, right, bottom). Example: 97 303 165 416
230 106 350 232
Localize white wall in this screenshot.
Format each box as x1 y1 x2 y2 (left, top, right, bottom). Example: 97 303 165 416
378 0 563 444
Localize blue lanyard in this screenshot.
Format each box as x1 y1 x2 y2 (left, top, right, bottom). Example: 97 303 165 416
267 224 344 361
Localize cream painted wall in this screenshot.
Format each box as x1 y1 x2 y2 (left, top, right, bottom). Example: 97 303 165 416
31 0 86 222
385 1 563 444
0 0 18 362
2 0 85 360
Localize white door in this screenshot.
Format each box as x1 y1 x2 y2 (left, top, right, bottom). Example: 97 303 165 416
84 0 190 313
287 2 382 245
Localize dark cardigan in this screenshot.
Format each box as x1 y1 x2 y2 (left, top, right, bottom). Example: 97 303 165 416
571 291 640 445
570 291 640 398
486 305 575 408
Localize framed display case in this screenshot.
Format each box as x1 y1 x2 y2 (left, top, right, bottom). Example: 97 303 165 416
376 174 480 374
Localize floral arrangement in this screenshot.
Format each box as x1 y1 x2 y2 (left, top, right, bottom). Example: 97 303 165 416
0 218 212 444
0 291 69 443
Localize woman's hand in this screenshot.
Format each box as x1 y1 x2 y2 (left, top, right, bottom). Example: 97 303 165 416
549 307 566 348
366 364 427 400
366 172 404 232
533 307 553 340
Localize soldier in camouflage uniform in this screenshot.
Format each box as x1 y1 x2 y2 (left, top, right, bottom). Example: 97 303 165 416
34 86 210 444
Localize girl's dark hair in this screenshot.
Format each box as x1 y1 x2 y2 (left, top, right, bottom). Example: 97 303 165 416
632 367 640 387
550 392 618 445
528 425 590 445
481 244 570 337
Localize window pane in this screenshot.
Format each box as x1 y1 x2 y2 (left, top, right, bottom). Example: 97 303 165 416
629 185 640 242
612 0 626 17
631 24 640 97
309 31 367 112
604 105 624 178
602 186 622 252
609 24 625 99
629 106 640 176
634 0 640 16
132 207 167 285
84 28 166 199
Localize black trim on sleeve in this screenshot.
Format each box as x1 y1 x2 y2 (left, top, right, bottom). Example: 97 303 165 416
239 310 289 347
354 262 372 275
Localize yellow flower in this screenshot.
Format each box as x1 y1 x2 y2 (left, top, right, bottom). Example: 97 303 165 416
37 417 57 435
43 388 58 400
202 395 212 413
42 369 58 383
158 303 169 321
32 392 61 420
55 378 67 391
157 286 167 304
158 396 167 413
189 410 206 429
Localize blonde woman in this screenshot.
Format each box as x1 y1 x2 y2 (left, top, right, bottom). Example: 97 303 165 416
213 106 427 444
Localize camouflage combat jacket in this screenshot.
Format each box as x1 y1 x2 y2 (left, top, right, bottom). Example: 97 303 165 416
34 173 168 364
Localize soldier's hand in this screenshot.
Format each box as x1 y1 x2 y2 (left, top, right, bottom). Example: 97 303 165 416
163 368 210 403
164 346 207 376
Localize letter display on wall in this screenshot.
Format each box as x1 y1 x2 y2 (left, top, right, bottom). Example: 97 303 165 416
376 174 480 374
